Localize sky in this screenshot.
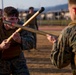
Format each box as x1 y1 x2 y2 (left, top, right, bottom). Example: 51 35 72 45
0 0 68 9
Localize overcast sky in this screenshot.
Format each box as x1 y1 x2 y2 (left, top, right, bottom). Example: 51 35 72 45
0 0 68 9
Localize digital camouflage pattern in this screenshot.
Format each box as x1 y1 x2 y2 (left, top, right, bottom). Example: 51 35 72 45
50 22 76 74
0 52 30 75
0 23 35 74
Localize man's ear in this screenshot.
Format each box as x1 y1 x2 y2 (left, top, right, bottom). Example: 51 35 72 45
73 8 76 15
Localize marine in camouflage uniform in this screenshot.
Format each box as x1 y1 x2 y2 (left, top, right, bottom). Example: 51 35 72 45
0 20 35 75
26 7 38 49
0 6 35 75
50 22 76 75
46 0 76 75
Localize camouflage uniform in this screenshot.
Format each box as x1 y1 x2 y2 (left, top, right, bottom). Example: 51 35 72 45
0 52 30 75
50 23 76 75
26 14 38 49
0 23 35 75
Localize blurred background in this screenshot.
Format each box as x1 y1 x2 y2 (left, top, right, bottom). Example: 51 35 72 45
0 0 70 26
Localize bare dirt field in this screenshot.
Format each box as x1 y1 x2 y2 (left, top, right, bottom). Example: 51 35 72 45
23 26 73 75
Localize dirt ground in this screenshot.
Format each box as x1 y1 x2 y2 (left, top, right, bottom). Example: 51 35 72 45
23 26 73 75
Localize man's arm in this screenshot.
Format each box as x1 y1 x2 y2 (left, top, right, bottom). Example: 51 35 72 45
20 30 35 50
50 28 72 69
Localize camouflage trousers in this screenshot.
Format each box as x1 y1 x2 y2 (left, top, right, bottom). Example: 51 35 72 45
0 52 30 75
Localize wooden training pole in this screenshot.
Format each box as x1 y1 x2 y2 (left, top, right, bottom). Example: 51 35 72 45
4 22 57 38
4 7 45 43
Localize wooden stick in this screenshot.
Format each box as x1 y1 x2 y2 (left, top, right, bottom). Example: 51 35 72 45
5 22 57 38
4 7 45 43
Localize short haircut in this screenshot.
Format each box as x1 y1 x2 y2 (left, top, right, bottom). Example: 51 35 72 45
29 7 34 10
4 6 19 17
68 0 76 5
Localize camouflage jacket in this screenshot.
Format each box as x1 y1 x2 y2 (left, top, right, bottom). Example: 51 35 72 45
0 23 35 59
18 21 35 49
51 22 76 73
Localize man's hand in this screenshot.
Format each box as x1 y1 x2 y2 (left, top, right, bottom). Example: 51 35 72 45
12 32 21 43
0 39 11 50
46 34 56 44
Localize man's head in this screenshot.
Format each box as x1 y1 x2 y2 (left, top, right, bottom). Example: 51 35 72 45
68 0 76 21
68 0 76 5
3 6 19 29
28 7 34 14
4 6 19 18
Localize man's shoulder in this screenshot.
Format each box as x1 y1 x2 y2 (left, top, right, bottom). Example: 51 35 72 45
60 25 76 38
62 25 76 32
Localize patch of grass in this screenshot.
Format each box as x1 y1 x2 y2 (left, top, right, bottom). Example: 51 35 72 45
38 20 71 26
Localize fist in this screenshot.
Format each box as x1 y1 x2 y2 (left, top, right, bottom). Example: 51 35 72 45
12 32 21 43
